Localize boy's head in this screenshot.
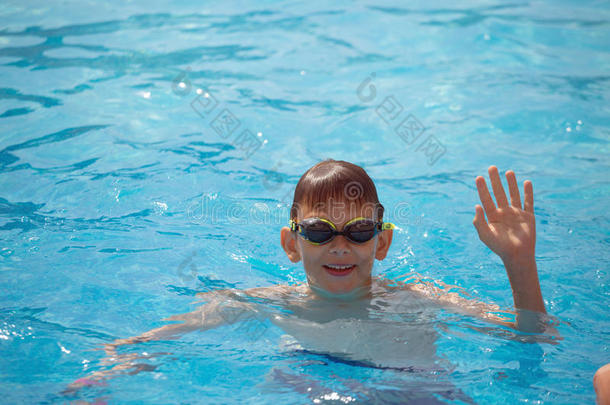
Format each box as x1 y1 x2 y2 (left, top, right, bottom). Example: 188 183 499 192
280 159 394 296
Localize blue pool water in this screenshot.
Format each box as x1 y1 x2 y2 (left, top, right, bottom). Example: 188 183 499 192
1 0 609 403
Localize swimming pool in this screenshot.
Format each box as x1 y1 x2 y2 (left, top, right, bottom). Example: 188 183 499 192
1 0 609 403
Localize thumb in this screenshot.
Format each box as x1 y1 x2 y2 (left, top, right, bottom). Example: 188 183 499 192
472 205 491 240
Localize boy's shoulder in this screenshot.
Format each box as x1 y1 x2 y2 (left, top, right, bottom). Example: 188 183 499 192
194 283 310 302
245 283 310 299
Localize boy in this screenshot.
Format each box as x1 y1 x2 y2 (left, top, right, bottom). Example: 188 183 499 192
67 160 554 391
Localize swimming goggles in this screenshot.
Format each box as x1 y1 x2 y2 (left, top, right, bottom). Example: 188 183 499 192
289 217 395 245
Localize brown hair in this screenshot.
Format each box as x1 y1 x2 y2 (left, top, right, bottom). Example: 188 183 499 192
289 159 384 221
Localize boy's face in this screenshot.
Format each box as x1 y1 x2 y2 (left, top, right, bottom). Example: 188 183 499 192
280 200 393 296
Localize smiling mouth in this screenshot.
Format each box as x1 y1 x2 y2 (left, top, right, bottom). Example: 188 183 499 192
323 264 356 276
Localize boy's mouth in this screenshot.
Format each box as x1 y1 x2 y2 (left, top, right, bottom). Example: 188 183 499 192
323 264 356 277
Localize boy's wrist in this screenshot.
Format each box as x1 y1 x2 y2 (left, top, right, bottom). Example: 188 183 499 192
502 252 535 264
502 254 538 287
501 254 546 313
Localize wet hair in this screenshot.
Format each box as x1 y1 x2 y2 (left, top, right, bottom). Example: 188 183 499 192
289 159 384 221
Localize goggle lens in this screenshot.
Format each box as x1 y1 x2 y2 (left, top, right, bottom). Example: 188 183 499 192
305 220 336 244
345 220 377 243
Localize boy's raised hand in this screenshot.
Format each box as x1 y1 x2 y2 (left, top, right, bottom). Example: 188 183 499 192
473 166 545 313
473 166 535 263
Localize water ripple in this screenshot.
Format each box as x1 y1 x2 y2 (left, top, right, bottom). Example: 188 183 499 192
0 87 61 108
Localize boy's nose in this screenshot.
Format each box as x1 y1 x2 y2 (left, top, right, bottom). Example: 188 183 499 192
329 235 351 255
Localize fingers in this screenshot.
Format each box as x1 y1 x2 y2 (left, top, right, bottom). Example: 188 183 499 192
524 180 534 213
505 170 522 209
476 176 497 216
488 166 509 208
472 204 491 239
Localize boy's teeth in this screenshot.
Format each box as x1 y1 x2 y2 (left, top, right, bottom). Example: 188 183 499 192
326 264 354 269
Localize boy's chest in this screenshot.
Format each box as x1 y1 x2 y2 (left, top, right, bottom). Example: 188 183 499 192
269 298 440 368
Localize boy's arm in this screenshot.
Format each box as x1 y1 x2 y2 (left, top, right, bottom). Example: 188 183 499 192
406 279 557 335
473 166 545 314
103 289 257 355
101 284 292 355
405 279 514 327
409 166 559 335
64 289 259 394
470 165 562 335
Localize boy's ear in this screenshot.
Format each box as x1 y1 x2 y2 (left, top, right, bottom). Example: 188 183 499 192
281 227 301 263
375 228 393 260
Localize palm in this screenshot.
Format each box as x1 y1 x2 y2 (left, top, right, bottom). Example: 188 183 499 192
473 167 536 262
